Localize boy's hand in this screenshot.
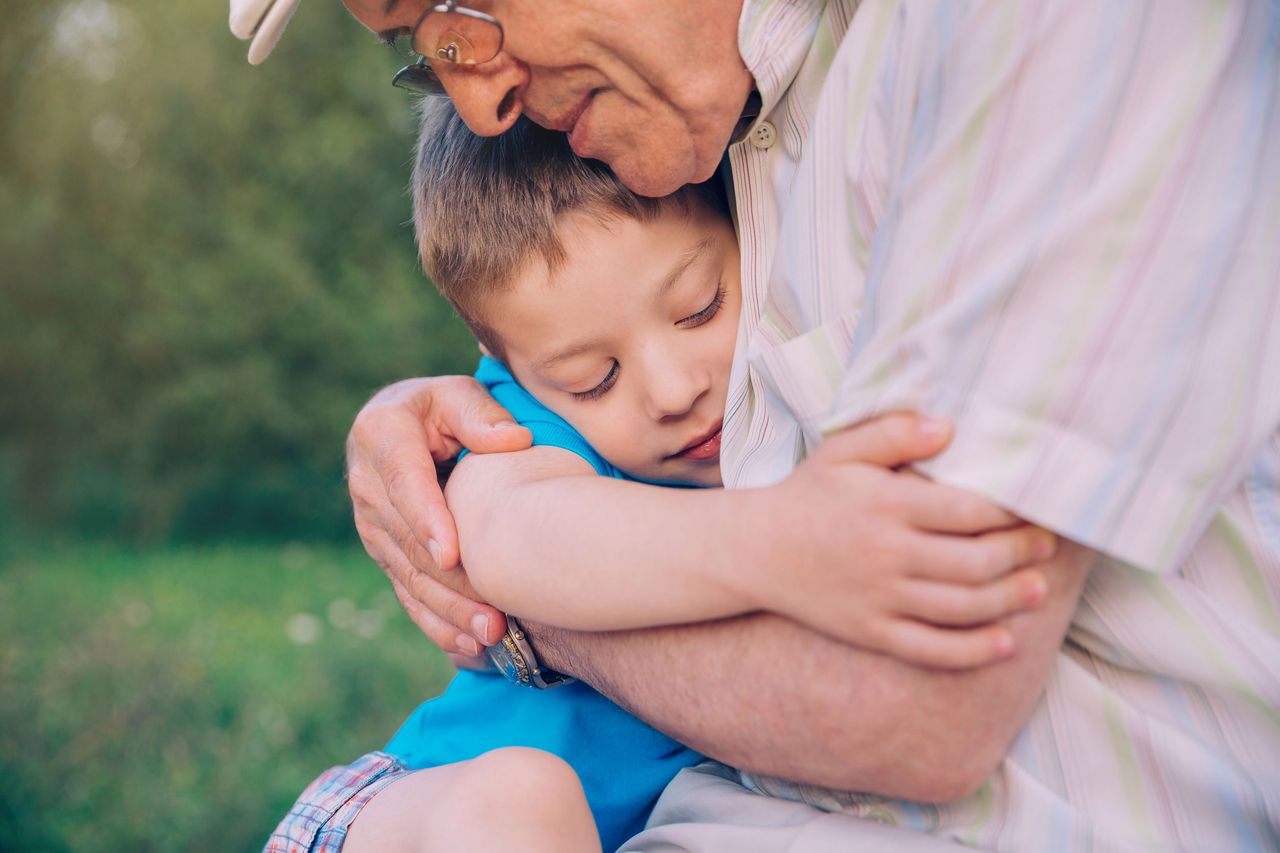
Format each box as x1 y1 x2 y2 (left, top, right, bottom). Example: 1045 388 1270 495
751 414 1055 669
347 375 531 655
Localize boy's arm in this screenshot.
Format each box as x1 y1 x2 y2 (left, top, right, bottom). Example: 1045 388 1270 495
525 539 1091 802
446 445 757 628
447 419 1053 667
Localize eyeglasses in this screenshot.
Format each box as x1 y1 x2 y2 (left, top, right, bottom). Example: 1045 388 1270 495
391 2 504 96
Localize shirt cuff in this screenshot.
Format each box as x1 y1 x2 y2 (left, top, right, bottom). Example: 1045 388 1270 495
909 396 1211 574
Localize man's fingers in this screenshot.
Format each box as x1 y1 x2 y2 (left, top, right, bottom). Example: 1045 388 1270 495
433 376 532 454
380 448 460 571
400 558 505 648
389 577 478 655
349 375 528 567
364 523 505 648
875 620 1016 670
912 525 1058 584
896 568 1048 627
892 472 1021 533
816 413 952 469
349 400 457 569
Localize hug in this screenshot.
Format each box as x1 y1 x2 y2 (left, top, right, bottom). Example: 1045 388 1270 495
232 1 1280 850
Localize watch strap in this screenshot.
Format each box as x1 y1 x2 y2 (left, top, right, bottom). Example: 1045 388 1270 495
487 615 575 689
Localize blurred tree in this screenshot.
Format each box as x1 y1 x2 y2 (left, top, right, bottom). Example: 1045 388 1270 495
0 0 477 543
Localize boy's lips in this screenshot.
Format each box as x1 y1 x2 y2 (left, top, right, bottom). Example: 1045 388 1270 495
670 421 723 462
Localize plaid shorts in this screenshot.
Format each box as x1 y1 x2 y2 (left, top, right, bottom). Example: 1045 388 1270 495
263 750 414 853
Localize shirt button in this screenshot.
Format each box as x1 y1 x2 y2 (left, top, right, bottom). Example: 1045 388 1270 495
749 120 777 150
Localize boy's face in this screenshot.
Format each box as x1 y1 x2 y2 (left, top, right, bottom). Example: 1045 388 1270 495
491 204 740 487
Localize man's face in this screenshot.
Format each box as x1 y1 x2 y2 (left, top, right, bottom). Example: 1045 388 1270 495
342 0 754 196
489 203 741 487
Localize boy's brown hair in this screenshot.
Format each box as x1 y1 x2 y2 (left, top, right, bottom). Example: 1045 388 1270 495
411 99 727 360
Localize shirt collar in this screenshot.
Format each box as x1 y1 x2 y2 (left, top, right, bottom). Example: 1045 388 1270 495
736 0 831 121
728 90 764 145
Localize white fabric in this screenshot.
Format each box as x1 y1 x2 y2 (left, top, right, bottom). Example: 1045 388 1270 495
640 0 1280 849
228 0 302 65
622 763 968 853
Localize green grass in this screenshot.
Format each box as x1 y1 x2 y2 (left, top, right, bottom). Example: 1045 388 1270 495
0 542 456 852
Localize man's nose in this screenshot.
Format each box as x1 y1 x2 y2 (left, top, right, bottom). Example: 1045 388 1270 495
438 53 527 137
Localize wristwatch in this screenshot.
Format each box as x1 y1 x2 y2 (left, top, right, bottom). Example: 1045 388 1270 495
486 615 575 689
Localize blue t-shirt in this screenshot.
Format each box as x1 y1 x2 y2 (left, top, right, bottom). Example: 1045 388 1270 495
384 357 704 851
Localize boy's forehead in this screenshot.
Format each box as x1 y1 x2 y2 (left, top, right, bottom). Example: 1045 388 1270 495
494 207 728 349
525 205 709 293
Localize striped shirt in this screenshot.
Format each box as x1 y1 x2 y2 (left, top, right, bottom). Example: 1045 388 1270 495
720 0 1280 849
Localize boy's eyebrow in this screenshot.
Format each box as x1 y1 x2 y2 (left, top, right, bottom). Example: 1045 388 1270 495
658 236 716 297
534 339 607 373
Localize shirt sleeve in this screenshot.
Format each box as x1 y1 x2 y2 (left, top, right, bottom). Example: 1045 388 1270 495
469 356 622 478
821 1 1280 573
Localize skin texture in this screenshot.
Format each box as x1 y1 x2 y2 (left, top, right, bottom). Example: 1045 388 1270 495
341 0 755 196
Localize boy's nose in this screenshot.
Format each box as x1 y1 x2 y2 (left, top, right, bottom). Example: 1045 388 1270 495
437 54 527 137
644 355 710 423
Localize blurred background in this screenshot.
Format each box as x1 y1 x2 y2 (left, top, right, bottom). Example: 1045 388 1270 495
1 1 475 849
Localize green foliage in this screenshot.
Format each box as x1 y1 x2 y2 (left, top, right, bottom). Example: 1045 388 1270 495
0 542 455 852
0 0 478 543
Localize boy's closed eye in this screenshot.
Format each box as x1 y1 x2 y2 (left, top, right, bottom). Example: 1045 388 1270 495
678 281 727 329
568 281 728 403
572 361 620 402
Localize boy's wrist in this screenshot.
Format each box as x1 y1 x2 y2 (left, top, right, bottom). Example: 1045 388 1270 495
718 486 795 613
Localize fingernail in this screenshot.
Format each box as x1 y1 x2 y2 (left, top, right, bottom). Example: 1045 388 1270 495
427 539 444 568
1026 575 1048 605
472 614 490 645
1034 533 1057 560
491 420 518 431
919 417 948 438
456 634 480 656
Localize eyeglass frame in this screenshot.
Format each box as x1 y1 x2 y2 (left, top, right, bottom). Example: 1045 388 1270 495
391 1 505 96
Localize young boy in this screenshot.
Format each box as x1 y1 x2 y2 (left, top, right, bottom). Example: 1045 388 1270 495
266 102 1053 853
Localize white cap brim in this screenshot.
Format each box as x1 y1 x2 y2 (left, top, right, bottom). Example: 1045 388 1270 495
229 0 302 65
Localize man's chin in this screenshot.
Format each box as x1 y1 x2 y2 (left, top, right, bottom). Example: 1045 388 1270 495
608 153 702 198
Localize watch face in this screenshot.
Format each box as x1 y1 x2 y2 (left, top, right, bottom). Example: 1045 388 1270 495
484 641 516 683
489 633 531 686
485 619 572 689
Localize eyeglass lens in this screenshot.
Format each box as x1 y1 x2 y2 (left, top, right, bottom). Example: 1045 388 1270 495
415 10 502 66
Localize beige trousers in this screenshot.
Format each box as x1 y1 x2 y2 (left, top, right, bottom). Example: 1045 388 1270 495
620 763 970 853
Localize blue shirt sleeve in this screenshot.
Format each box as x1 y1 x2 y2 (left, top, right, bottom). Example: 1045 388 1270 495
467 356 624 479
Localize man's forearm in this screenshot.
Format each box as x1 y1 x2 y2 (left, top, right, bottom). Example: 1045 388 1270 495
530 544 1092 801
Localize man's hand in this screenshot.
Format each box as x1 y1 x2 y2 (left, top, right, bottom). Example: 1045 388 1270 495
744 414 1056 669
347 375 531 654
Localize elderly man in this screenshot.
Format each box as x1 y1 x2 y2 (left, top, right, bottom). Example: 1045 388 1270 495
236 0 1280 849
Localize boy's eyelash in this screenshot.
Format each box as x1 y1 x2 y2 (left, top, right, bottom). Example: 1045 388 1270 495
569 283 724 403
572 360 619 402
678 282 727 328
